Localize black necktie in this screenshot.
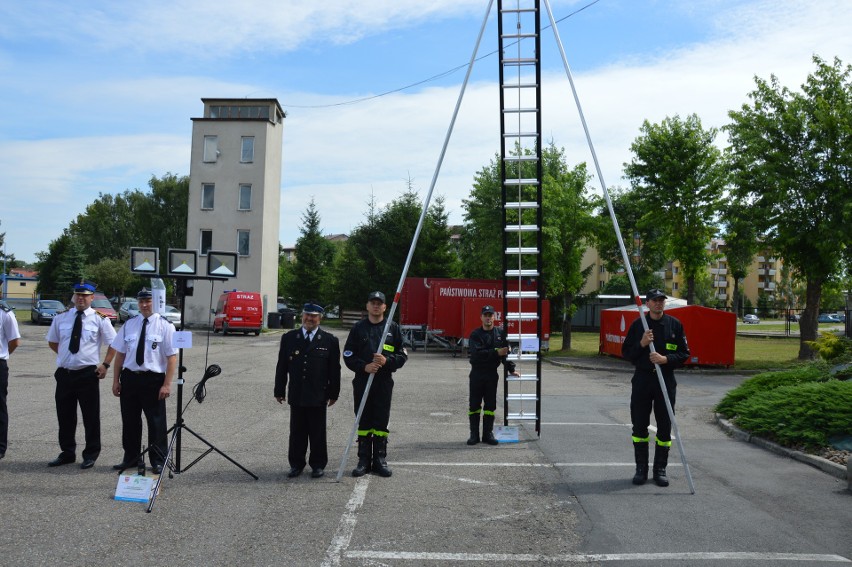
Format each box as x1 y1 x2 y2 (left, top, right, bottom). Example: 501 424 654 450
136 318 148 366
69 310 84 354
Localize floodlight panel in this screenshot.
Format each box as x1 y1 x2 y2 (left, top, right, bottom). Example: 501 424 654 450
206 251 238 278
168 249 198 276
130 247 159 274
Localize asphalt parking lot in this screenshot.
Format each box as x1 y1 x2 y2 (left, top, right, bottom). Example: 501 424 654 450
1 320 849 566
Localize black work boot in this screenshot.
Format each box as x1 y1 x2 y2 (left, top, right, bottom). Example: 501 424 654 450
372 436 392 477
351 435 372 477
632 441 649 485
467 414 481 445
481 415 498 445
653 444 670 487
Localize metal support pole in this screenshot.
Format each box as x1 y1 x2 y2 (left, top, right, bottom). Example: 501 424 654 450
542 0 695 494
335 0 496 482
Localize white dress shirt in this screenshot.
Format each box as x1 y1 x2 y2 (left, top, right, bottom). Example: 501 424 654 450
112 313 177 372
47 307 116 369
0 308 21 359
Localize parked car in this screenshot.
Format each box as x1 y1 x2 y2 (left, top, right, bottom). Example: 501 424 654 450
836 313 846 323
162 305 182 327
787 313 800 322
743 314 760 324
31 299 66 325
118 300 139 322
91 293 118 325
817 313 841 323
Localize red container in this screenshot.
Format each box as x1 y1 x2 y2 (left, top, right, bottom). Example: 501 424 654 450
599 302 736 366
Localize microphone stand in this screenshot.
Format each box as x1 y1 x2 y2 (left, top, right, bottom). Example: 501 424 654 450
147 277 258 512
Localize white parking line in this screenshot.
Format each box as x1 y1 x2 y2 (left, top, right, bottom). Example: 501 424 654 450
346 550 851 563
321 476 370 567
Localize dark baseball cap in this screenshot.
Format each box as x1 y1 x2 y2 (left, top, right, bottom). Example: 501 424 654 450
646 289 667 301
481 305 495 314
137 288 153 299
367 291 386 303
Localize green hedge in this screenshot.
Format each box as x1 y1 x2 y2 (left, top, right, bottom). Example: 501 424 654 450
715 365 832 417
728 380 852 449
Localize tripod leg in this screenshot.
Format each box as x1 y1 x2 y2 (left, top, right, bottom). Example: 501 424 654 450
180 424 258 480
146 425 178 513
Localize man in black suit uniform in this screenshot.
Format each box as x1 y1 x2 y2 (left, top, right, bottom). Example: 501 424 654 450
274 301 341 479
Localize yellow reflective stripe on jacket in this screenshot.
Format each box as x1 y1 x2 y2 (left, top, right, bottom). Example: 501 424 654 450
666 343 677 351
383 344 395 353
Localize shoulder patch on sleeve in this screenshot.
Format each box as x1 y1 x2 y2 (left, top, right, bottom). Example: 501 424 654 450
343 350 353 357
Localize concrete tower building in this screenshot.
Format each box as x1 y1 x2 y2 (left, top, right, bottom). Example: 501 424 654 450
183 98 284 325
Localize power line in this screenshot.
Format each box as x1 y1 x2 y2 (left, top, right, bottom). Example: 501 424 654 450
281 0 601 109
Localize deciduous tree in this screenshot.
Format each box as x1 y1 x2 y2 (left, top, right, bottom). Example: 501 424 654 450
624 114 727 304
725 55 852 359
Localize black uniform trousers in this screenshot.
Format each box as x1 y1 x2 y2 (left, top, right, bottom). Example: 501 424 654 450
469 370 499 414
353 374 393 435
288 405 328 470
0 359 8 455
119 369 168 466
54 366 101 460
630 370 677 442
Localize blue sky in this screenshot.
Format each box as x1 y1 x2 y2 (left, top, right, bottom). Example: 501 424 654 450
0 0 850 264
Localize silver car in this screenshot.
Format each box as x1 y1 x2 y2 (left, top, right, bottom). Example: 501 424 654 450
118 300 139 322
162 305 182 327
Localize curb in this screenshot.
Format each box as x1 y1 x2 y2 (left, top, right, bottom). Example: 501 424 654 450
715 413 849 488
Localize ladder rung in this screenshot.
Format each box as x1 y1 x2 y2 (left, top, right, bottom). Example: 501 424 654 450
502 83 539 90
504 156 539 162
502 108 539 114
504 178 539 186
506 291 539 299
507 354 538 362
507 413 538 421
502 58 538 66
505 269 539 277
508 333 539 341
505 247 539 255
505 201 539 209
503 132 539 139
504 226 539 233
501 33 538 40
506 312 539 321
501 8 538 14
507 374 539 382
507 393 539 401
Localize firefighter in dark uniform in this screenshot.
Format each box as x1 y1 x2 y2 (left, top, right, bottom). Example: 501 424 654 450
343 291 407 477
622 289 689 487
275 301 341 479
467 305 519 445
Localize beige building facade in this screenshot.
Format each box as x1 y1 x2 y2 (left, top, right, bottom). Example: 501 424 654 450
183 98 285 325
579 240 785 311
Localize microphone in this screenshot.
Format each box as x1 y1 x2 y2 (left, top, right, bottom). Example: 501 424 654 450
193 364 222 403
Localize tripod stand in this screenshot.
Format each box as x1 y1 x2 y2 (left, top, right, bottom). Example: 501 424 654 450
115 277 258 512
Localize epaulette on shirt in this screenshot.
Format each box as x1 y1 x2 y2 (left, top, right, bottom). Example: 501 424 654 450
95 311 109 319
0 303 10 313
